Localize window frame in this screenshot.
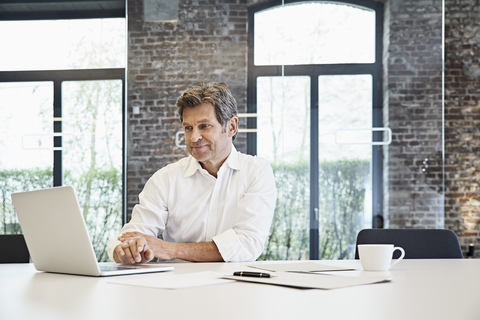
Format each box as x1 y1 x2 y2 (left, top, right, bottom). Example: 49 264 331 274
0 4 127 223
247 0 384 259
0 1 125 21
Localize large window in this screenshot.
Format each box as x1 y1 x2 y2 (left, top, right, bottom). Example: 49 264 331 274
0 19 125 71
249 0 383 260
0 16 126 261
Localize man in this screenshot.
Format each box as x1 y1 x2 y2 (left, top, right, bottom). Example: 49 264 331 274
108 82 276 263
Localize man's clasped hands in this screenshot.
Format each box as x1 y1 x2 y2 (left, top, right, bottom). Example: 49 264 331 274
113 232 172 265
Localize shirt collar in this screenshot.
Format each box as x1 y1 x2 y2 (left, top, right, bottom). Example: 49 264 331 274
184 144 240 177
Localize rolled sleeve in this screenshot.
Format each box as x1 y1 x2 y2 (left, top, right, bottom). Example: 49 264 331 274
213 158 277 262
213 229 246 261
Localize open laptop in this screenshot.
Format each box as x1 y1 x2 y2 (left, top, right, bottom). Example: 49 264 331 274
11 186 173 277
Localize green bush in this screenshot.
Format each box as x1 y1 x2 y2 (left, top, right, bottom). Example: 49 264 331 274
259 159 370 260
2 159 369 262
0 168 53 234
0 168 122 262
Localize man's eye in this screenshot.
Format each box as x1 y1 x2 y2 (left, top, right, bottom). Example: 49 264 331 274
184 126 192 131
200 124 210 129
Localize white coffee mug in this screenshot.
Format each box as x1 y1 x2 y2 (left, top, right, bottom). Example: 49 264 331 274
358 244 405 271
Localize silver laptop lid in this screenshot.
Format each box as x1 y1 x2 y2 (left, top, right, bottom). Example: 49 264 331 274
12 186 103 276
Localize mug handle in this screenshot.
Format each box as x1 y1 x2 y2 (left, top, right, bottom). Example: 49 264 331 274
390 246 405 268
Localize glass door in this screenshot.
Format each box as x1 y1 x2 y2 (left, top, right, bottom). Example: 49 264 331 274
0 82 54 233
0 17 126 261
256 76 311 260
317 74 375 259
250 1 383 260
0 78 124 261
62 80 124 261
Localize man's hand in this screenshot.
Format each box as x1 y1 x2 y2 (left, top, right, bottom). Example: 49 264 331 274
114 231 224 262
119 232 175 260
113 234 154 264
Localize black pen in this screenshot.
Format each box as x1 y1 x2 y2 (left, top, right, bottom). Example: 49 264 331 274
233 271 271 278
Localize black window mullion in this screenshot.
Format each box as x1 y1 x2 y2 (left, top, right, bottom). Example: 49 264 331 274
53 80 63 187
246 77 257 155
310 74 320 260
121 77 127 224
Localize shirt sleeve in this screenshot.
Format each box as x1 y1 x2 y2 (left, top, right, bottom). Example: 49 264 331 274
213 158 277 262
107 171 169 261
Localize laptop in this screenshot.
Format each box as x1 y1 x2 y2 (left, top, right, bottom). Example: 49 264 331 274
11 186 173 277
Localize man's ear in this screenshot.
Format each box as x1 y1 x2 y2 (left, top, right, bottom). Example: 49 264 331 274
227 116 238 137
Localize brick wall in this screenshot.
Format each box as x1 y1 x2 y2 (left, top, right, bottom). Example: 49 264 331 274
126 0 248 215
384 0 444 229
126 0 480 257
444 0 480 256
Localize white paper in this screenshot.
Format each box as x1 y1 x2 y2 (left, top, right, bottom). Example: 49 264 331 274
108 271 234 290
249 262 355 273
224 271 390 290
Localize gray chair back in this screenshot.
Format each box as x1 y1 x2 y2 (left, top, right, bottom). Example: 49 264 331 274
0 234 30 263
355 229 463 259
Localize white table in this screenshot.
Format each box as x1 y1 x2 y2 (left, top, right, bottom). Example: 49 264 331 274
1 259 479 320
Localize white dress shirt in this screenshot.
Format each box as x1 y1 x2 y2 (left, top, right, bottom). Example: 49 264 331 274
108 145 277 262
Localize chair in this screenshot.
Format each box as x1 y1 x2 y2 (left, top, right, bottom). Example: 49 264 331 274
0 234 30 263
354 229 463 259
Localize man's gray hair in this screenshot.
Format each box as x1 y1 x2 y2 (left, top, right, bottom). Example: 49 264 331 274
177 82 238 140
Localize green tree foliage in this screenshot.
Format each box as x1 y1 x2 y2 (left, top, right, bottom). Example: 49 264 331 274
261 161 309 260
0 168 52 234
259 159 370 260
3 160 368 262
318 160 370 259
0 168 121 262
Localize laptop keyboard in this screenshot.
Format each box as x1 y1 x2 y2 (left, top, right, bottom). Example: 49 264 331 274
100 265 138 272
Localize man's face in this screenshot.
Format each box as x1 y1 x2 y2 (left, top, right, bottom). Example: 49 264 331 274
182 103 237 168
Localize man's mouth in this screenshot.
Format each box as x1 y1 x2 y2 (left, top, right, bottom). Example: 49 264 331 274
190 144 207 149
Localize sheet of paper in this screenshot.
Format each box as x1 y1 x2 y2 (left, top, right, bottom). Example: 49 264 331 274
249 262 355 273
224 271 390 290
108 271 234 290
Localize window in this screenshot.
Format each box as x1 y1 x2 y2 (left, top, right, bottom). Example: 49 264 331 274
0 14 126 261
249 0 383 260
254 2 375 65
0 19 125 71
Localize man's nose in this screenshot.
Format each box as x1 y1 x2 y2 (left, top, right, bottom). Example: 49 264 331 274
190 128 202 142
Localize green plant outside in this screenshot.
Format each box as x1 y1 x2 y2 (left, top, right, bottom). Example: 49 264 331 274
1 159 368 262
0 168 122 262
259 159 370 260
